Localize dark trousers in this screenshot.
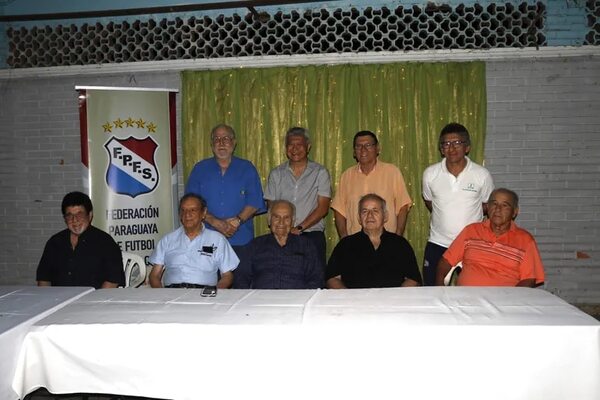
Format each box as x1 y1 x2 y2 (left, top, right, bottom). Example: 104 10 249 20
302 230 327 271
232 243 250 288
422 241 448 286
302 231 327 288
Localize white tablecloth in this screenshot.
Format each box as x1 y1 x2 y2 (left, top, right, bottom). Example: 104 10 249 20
0 286 94 400
12 287 600 400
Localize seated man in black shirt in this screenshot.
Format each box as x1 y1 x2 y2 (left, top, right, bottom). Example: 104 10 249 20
326 193 422 288
37 191 125 289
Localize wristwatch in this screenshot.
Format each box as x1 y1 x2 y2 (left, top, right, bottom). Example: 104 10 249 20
295 225 304 232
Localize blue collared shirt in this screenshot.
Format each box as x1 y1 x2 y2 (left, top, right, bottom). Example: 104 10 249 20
149 226 239 286
185 156 266 246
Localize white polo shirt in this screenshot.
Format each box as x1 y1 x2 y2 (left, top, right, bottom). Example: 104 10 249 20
422 156 494 247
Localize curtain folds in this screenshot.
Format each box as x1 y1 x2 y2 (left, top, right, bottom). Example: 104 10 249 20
181 61 486 265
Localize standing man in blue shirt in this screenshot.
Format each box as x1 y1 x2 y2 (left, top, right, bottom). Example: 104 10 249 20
185 124 265 263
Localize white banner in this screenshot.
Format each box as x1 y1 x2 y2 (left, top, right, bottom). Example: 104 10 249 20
77 86 178 267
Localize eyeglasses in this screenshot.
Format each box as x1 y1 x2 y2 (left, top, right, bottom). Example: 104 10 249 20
440 140 467 149
360 208 382 215
64 212 88 222
212 136 233 145
180 208 202 215
354 143 377 151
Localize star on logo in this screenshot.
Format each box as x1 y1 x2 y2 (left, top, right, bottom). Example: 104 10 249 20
113 118 124 128
102 122 113 133
125 117 135 127
147 122 157 133
135 118 146 129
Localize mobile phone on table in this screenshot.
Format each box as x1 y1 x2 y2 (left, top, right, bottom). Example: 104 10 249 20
201 285 217 297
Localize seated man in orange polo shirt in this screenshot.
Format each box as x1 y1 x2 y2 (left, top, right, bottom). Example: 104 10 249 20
435 188 544 287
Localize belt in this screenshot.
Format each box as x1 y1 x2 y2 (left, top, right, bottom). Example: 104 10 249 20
166 283 206 289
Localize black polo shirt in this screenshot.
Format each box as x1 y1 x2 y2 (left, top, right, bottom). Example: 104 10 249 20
37 225 125 288
326 230 422 288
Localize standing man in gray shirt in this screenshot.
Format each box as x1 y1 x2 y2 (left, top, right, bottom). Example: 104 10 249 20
264 127 331 267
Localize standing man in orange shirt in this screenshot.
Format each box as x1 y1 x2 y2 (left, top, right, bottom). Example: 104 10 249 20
435 188 545 287
331 130 412 238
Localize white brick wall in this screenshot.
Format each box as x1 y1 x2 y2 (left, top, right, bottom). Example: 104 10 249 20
485 56 600 303
0 55 598 304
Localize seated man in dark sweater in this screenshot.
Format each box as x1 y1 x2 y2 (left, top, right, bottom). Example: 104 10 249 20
234 200 323 289
37 191 124 289
326 193 422 289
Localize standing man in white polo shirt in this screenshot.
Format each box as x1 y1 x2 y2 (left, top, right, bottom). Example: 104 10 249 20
422 123 494 286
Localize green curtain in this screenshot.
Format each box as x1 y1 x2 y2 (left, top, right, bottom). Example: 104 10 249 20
181 62 486 266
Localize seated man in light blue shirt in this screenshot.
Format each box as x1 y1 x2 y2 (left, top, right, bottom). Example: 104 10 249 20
149 193 239 288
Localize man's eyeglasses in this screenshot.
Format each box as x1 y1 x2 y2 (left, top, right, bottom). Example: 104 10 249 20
360 208 382 216
64 212 88 222
180 208 202 215
212 136 233 145
440 140 467 149
354 143 377 151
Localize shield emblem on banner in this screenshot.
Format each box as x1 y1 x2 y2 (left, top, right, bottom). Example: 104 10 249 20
104 136 160 198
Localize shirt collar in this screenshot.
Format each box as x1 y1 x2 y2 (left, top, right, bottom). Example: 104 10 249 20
269 232 294 247
180 223 205 240
359 228 387 239
483 219 517 235
285 160 313 173
357 159 378 174
442 156 471 173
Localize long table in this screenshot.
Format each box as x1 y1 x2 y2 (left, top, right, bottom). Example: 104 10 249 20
12 287 600 400
0 286 94 400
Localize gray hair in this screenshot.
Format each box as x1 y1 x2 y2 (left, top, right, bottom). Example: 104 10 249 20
210 124 236 140
268 199 296 221
285 127 310 146
488 188 519 209
358 193 387 215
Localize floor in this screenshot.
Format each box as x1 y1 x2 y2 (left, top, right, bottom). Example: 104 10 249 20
575 303 600 321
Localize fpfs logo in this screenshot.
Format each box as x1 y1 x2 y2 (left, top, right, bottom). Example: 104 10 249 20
104 136 159 198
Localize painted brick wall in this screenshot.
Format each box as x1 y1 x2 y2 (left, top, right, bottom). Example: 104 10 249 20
0 72 182 284
485 56 600 303
545 0 589 46
0 55 598 304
